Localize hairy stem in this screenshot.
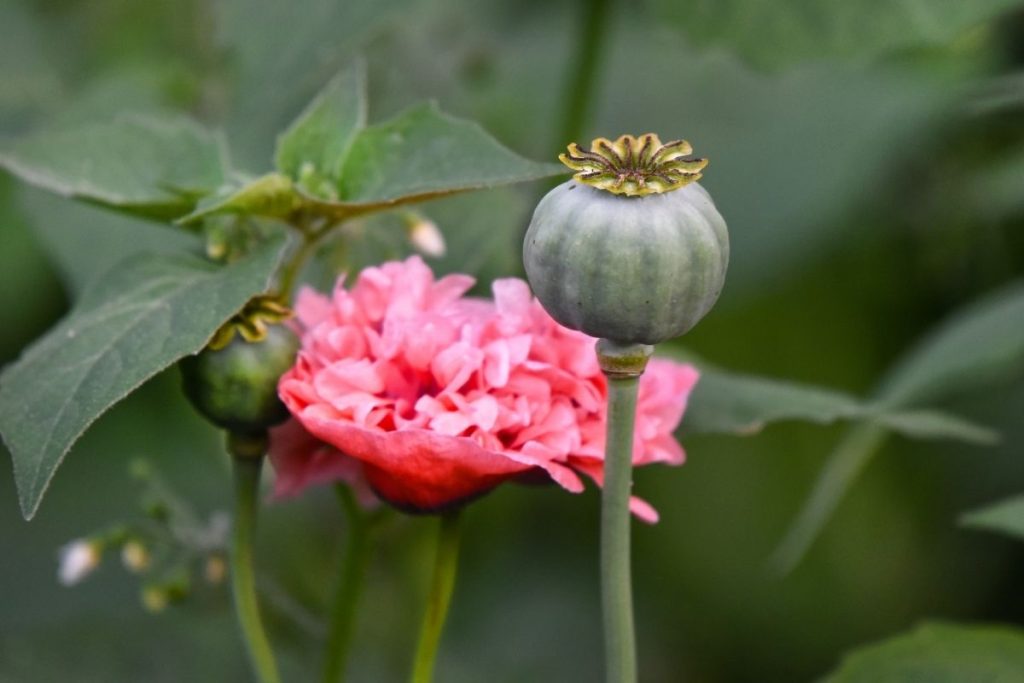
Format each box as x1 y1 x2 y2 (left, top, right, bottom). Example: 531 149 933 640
410 511 462 683
231 455 282 683
322 486 373 683
596 340 651 683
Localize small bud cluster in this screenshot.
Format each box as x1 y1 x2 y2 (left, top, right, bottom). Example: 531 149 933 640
56 460 232 613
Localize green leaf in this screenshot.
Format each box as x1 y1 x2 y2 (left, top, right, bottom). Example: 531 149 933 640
178 173 302 224
0 115 226 220
822 622 1024 682
961 495 1024 542
20 186 201 296
216 0 413 169
653 0 1022 69
872 409 998 445
769 423 890 575
679 364 995 443
0 235 287 519
685 368 864 435
317 102 563 211
197 94 559 224
881 281 1024 405
274 62 366 181
772 281 1024 573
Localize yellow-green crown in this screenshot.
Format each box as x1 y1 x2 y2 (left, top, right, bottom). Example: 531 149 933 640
208 295 293 351
559 134 708 197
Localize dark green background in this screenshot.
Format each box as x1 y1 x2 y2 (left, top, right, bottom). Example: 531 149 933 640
2 0 1023 680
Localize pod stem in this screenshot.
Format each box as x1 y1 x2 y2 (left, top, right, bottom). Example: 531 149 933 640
230 453 282 683
410 510 463 683
596 339 652 683
322 485 374 683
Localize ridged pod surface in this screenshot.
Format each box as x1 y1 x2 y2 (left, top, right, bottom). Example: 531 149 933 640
524 179 728 345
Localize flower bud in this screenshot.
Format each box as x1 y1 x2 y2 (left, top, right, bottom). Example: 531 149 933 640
180 298 298 437
121 540 151 573
403 211 446 258
58 539 102 586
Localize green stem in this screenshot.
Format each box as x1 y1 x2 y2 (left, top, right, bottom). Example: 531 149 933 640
277 233 319 300
410 511 462 683
558 0 612 146
322 486 373 683
231 455 282 683
596 340 651 683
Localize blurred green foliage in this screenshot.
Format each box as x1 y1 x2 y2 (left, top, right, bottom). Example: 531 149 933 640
2 0 1024 681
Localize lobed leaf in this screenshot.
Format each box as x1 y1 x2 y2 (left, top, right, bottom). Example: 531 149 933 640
961 494 1024 543
0 235 287 519
679 363 995 443
822 621 1024 682
684 368 865 435
772 281 1024 573
0 115 226 220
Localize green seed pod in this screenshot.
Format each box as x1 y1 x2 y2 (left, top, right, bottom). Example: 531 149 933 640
180 297 298 435
523 134 729 345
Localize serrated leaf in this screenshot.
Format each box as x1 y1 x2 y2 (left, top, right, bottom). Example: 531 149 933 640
772 281 1024 573
0 235 287 519
0 115 226 220
961 495 1024 542
653 0 1022 69
822 621 1024 683
312 102 563 211
274 62 366 181
178 173 301 224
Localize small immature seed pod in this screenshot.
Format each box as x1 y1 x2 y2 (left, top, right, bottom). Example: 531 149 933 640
524 134 729 345
180 297 298 436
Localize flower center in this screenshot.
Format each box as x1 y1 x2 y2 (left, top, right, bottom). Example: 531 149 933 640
558 133 708 197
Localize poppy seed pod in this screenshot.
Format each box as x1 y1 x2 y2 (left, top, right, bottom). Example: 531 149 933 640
523 134 729 345
180 298 298 436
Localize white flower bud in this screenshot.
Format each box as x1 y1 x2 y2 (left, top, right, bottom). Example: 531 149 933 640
405 214 446 258
58 539 101 586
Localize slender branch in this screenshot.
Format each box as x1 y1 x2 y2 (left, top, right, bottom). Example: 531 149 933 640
410 511 462 683
231 455 282 683
277 233 320 300
322 486 374 683
276 216 346 300
596 340 651 683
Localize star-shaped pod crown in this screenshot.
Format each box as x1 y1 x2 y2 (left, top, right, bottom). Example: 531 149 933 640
208 295 293 351
559 133 708 197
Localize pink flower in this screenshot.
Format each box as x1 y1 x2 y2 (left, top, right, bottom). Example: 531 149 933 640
271 256 698 523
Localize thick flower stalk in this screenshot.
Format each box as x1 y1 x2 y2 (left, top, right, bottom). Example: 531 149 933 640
524 134 729 683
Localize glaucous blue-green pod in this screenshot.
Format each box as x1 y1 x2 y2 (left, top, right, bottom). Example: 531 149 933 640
523 134 728 345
